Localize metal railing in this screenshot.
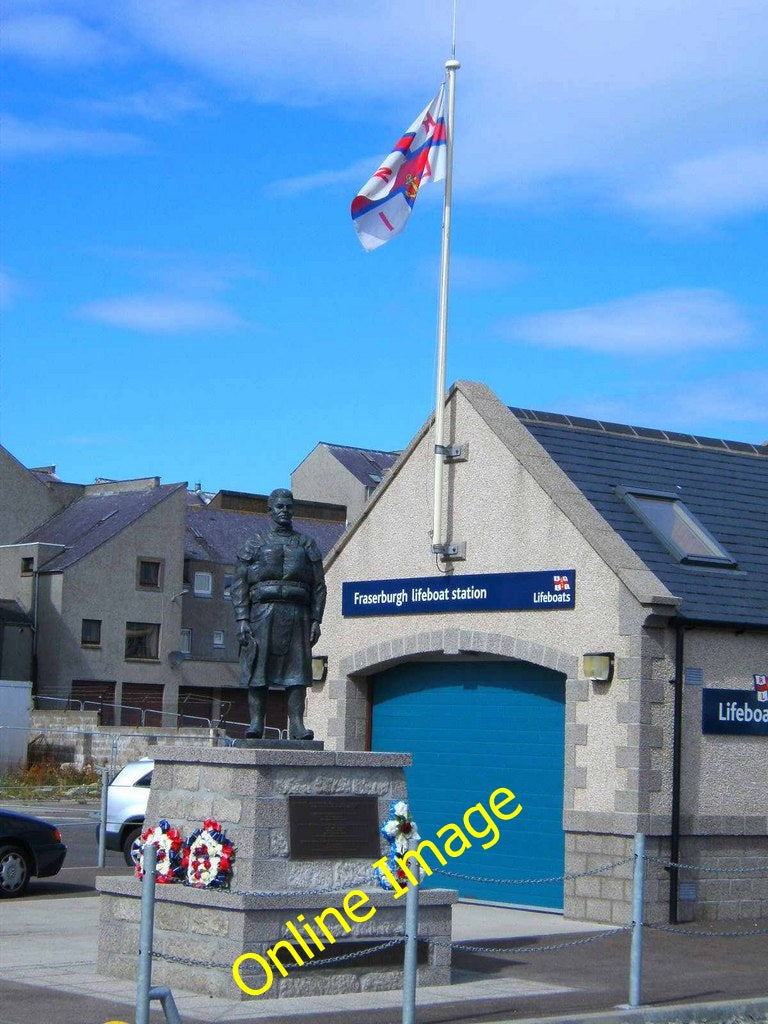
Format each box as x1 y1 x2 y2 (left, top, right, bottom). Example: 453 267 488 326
32 694 287 737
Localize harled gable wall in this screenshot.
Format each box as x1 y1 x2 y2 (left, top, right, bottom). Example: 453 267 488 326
34 487 187 711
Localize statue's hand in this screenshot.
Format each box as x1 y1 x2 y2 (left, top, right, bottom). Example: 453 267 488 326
237 621 254 646
310 621 321 646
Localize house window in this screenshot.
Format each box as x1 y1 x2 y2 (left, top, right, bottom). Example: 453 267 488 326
213 630 225 648
622 490 736 567
125 622 160 660
81 619 102 646
180 628 192 655
193 571 213 596
137 558 164 589
223 574 233 600
20 556 34 575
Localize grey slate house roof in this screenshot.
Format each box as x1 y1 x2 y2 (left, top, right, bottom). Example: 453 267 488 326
513 408 768 628
17 483 186 573
185 506 345 564
321 443 399 488
0 599 33 626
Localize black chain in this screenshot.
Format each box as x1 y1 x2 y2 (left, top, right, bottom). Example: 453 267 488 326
645 855 768 875
644 922 768 938
152 936 407 972
434 855 634 886
432 926 631 955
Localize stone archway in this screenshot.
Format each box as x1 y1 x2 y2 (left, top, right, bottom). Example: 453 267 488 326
326 627 578 751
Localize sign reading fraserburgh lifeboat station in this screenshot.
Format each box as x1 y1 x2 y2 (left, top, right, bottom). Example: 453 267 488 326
342 570 575 617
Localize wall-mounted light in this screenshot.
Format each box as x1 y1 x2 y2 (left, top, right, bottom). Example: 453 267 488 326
583 652 615 683
311 656 328 683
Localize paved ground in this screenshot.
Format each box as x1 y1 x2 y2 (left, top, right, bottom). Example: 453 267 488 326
0 799 764 1023
1 892 765 1024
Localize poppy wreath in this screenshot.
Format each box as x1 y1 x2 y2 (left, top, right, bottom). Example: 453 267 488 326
376 799 420 890
182 819 235 889
135 819 184 883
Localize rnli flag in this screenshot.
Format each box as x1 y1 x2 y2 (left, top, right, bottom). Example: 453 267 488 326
351 87 447 251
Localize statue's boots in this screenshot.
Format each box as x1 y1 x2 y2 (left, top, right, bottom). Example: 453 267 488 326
246 687 267 738
287 686 314 741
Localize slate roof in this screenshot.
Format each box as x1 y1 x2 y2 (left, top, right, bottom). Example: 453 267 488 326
185 506 345 565
323 443 399 488
16 483 186 573
0 599 33 626
512 408 768 628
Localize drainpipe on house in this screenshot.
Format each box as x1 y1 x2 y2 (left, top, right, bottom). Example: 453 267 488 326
30 567 39 693
668 619 685 924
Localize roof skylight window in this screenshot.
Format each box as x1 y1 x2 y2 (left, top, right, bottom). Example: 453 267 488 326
621 489 736 568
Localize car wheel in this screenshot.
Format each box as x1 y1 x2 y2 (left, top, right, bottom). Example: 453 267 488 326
0 844 31 898
123 826 143 867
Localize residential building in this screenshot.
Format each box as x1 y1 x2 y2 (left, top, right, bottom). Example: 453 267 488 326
291 442 399 523
0 450 345 735
0 476 188 722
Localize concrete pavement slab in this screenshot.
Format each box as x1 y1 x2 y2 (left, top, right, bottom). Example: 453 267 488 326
1 893 765 1024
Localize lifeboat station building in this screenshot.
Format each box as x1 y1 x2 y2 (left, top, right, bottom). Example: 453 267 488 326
311 380 768 925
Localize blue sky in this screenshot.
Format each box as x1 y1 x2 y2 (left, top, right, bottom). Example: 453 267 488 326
2 1 767 494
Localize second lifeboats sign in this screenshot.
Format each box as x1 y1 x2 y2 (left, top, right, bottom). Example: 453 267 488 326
342 570 575 617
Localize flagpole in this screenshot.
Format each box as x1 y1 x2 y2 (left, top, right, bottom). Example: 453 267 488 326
431 57 460 556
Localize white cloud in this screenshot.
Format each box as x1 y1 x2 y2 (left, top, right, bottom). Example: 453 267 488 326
450 255 527 290
575 371 768 436
2 13 120 64
500 289 752 355
269 157 379 197
0 269 21 309
77 295 244 333
662 371 768 428
5 2 768 221
75 85 211 122
90 247 268 293
112 0 768 220
625 143 768 219
1 114 142 157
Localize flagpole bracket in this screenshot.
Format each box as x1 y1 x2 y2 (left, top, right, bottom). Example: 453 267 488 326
431 540 467 561
434 442 468 462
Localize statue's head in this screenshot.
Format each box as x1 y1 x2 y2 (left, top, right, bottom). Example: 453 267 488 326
268 488 294 528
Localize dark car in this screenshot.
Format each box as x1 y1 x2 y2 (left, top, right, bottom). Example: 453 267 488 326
0 809 67 898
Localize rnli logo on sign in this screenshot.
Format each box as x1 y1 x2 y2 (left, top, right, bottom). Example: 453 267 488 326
753 674 768 702
553 575 570 591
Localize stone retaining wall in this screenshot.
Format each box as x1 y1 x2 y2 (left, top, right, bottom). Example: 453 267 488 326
27 710 214 770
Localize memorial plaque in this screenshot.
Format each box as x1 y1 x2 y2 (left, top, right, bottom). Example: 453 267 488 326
289 795 380 860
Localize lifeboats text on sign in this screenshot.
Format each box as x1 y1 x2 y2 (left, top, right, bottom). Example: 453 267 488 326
341 570 576 617
701 688 768 736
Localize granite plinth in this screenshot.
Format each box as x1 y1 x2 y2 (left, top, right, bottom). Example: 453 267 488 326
231 738 325 750
96 746 455 999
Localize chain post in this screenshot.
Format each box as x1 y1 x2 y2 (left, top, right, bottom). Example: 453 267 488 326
402 846 421 1024
98 764 109 868
136 841 157 1024
629 832 646 1007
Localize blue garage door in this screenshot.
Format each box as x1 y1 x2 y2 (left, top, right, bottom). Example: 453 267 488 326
371 660 566 909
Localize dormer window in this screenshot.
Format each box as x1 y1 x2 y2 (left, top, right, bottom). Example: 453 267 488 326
621 489 736 568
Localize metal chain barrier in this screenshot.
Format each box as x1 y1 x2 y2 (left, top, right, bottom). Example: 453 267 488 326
433 926 632 956
226 881 373 897
644 855 768 875
152 936 407 973
433 855 634 885
644 922 768 938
